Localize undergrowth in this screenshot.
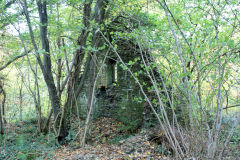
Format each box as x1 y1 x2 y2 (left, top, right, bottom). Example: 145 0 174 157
0 122 56 160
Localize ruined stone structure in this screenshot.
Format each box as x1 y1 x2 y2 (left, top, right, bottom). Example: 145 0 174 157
74 14 169 131
75 36 161 132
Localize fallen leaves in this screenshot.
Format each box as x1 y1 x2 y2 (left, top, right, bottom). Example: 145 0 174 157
53 117 172 159
54 130 170 159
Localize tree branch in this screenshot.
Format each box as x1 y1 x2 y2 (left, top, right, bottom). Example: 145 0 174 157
223 104 240 110
0 50 31 71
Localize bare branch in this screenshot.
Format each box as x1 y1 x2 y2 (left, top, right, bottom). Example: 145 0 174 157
0 50 31 71
223 104 240 110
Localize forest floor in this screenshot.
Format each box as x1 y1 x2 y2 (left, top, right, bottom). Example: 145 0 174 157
54 140 168 160
0 117 170 160
1 116 238 159
54 117 169 160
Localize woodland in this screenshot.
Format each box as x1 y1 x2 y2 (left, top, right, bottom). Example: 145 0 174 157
0 0 240 159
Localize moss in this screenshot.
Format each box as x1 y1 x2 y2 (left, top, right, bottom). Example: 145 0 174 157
114 98 144 133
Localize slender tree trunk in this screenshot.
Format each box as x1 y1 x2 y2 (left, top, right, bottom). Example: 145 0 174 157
36 0 61 119
35 61 42 132
156 0 193 129
87 54 96 112
22 0 61 120
56 3 63 99
0 104 3 134
21 0 64 140
53 0 94 143
1 85 6 124
56 37 63 99
71 0 93 104
0 82 5 134
19 78 23 121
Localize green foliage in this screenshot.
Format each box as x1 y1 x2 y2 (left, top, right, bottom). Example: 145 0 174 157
220 115 240 145
120 64 127 70
65 129 76 142
17 150 37 160
0 123 55 159
16 153 28 160
1 0 240 158
16 134 25 147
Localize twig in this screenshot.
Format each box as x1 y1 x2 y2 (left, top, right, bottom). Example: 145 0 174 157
0 51 31 71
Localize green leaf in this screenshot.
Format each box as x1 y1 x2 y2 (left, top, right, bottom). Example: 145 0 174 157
99 45 106 50
17 153 28 160
128 60 134 65
227 40 234 48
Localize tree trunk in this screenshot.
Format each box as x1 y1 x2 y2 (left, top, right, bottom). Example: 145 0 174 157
0 82 5 134
36 0 61 120
0 104 3 135
55 0 94 143
1 84 6 124
19 78 23 121
22 0 61 121
71 0 93 106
